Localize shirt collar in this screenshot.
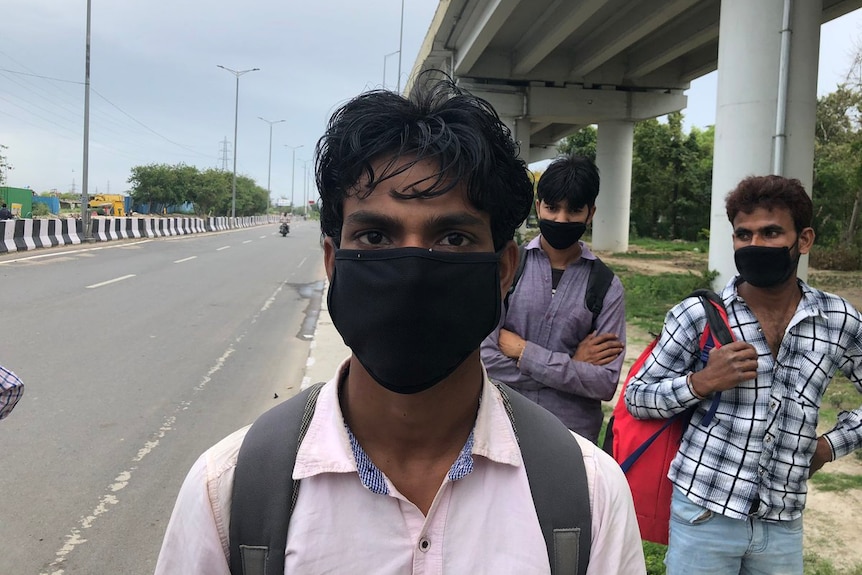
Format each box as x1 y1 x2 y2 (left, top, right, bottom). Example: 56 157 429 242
293 360 523 489
525 235 596 261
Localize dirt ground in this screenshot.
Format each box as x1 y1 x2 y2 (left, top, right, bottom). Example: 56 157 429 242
598 249 862 569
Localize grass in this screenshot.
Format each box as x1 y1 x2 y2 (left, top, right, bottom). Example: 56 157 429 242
617 267 718 334
810 471 862 492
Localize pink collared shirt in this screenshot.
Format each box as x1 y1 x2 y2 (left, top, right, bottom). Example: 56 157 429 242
155 363 645 574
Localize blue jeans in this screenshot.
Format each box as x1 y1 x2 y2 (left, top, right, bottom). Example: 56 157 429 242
665 488 803 575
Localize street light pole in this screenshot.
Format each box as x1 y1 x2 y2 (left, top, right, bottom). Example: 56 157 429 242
284 144 303 209
397 0 405 93
383 50 399 89
258 117 285 208
303 160 310 218
217 64 259 222
81 0 93 241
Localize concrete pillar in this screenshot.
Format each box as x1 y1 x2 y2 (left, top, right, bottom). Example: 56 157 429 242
515 118 532 163
593 120 634 253
709 0 821 287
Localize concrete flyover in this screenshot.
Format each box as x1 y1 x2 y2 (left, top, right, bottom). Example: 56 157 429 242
408 0 862 285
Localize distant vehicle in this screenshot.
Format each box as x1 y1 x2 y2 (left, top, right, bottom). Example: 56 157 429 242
88 194 127 216
526 214 538 228
279 221 290 236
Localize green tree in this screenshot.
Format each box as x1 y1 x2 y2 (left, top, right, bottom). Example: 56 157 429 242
190 169 231 216
558 126 597 161
128 163 185 210
813 85 862 254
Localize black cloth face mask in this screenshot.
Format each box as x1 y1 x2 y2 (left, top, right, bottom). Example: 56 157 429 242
539 220 587 250
734 245 799 288
328 247 502 394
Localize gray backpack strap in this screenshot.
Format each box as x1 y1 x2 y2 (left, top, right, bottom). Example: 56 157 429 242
229 383 324 575
497 384 592 575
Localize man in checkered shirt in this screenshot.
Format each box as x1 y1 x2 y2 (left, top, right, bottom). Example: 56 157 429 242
0 364 24 420
626 175 862 575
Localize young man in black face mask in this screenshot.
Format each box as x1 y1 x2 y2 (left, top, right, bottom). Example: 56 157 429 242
481 154 626 444
155 78 645 574
625 175 862 574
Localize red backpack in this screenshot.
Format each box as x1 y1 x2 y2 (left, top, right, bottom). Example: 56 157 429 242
606 289 734 545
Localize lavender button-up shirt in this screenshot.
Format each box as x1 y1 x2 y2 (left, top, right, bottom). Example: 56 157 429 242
482 237 626 443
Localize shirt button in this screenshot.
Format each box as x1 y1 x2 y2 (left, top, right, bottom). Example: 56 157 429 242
419 538 431 552
765 436 773 444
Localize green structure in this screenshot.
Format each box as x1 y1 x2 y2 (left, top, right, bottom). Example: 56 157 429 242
0 187 33 218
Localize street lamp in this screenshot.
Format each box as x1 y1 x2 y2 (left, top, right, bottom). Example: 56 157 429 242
258 117 285 207
81 0 93 241
383 50 399 89
397 0 404 93
284 144 303 208
217 64 259 221
302 159 311 218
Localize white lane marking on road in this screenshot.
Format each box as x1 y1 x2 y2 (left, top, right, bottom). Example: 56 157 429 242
298 256 307 268
193 347 235 392
216 245 231 251
243 240 252 244
85 274 135 289
41 280 291 574
0 239 153 265
259 235 266 239
174 256 197 264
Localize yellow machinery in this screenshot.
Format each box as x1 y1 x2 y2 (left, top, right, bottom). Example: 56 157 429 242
88 194 126 216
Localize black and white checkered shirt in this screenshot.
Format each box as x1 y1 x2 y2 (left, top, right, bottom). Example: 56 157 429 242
625 277 862 521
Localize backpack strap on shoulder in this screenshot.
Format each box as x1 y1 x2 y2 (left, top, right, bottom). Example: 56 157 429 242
229 383 325 575
496 383 591 575
688 289 735 426
505 244 528 309
585 257 614 331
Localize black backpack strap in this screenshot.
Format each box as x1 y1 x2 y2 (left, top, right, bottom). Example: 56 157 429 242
505 244 528 308
497 384 591 575
585 257 614 331
229 383 325 575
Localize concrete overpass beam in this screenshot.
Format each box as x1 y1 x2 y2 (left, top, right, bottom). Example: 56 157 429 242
453 0 520 75
526 85 685 124
593 120 634 253
709 0 821 286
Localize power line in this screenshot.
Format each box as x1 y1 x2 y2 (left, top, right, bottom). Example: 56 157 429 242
90 88 213 160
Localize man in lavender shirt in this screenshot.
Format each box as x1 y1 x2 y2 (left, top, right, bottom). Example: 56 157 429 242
482 155 626 444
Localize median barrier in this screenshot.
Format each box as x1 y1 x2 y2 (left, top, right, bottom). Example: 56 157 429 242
0 215 281 254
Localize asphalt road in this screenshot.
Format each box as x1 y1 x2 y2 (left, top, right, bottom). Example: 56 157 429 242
0 219 326 575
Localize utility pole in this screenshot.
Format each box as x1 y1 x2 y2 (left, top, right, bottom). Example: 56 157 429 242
258 117 285 209
397 0 404 93
81 0 93 241
217 65 259 221
285 144 303 208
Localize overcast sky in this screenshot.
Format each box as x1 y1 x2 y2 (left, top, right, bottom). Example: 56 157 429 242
2 2 861 202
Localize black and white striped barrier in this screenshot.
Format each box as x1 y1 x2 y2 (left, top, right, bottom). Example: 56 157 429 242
0 215 279 254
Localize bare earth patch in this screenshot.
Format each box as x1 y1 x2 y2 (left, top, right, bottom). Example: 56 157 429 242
599 249 862 569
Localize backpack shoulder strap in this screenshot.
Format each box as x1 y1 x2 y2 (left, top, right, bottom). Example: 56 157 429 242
497 383 591 575
688 289 735 426
505 244 528 308
585 257 614 330
229 383 324 575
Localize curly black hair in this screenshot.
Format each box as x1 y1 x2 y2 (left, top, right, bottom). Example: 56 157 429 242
314 74 533 250
725 175 813 232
